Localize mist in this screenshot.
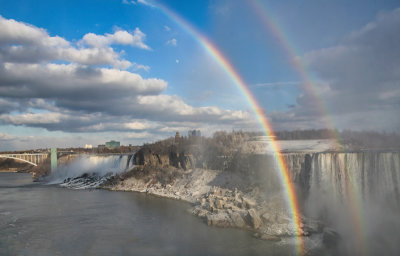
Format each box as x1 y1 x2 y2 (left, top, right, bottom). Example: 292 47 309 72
298 152 400 255
46 155 135 185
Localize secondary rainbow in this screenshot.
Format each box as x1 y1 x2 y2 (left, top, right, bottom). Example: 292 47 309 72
249 1 367 254
150 1 305 254
248 0 340 145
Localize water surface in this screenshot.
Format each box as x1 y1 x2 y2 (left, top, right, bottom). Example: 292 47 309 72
0 172 298 256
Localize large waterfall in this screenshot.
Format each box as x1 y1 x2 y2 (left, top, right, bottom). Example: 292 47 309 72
47 154 135 189
284 152 400 255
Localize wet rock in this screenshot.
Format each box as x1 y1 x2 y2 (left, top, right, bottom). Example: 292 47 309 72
246 209 262 229
206 214 231 228
230 212 246 228
193 207 208 219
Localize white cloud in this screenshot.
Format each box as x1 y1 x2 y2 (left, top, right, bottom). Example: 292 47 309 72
0 15 154 69
277 8 400 131
166 38 177 47
0 131 15 141
0 16 256 139
137 0 155 7
132 62 150 72
122 0 136 5
164 25 171 31
81 29 151 50
122 0 154 7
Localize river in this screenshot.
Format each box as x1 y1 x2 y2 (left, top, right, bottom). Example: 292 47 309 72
0 172 298 256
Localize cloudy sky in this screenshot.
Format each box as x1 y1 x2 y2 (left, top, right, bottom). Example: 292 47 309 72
0 0 399 150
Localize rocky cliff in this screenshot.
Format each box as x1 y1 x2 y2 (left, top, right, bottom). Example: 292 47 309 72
106 148 400 252
133 146 195 170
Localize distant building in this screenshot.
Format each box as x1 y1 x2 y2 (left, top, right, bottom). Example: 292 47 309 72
84 144 93 149
105 140 120 149
188 130 201 138
98 144 106 149
175 132 181 144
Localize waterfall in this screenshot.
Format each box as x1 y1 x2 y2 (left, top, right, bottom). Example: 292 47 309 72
304 152 400 210
283 151 400 255
47 154 136 188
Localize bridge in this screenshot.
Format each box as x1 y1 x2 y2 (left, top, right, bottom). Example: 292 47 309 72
0 153 49 166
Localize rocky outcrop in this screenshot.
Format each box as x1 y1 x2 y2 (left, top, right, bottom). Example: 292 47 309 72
134 147 195 170
192 187 256 229
107 150 332 240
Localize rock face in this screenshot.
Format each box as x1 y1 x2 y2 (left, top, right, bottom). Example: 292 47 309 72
192 187 256 230
246 209 262 229
107 153 329 239
134 147 195 170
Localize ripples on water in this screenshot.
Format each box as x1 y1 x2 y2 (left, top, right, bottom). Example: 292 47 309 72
0 172 300 256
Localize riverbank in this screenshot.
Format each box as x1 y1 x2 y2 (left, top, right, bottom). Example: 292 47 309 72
0 168 18 172
103 166 324 241
4 172 304 256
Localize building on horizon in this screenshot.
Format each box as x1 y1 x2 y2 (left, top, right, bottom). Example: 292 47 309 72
188 130 201 138
84 144 93 149
105 140 120 149
174 132 181 144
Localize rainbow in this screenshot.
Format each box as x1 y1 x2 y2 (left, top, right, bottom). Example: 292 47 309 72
248 0 340 146
150 1 305 254
249 1 367 254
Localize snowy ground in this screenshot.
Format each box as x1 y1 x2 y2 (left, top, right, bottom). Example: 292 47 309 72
241 139 338 154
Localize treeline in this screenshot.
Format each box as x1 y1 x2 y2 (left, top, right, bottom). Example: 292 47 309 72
142 129 400 155
339 130 400 149
141 130 254 158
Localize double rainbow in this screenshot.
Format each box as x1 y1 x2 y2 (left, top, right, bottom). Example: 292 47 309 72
151 2 304 254
249 1 367 254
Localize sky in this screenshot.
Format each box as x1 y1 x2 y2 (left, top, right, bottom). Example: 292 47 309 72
0 0 399 150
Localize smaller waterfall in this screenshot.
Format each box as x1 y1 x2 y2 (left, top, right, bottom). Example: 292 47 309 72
47 154 135 189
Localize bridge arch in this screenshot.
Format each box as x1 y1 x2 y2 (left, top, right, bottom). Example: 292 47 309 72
0 154 48 167
0 156 37 166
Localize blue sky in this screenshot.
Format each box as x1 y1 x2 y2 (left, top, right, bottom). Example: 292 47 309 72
0 0 399 150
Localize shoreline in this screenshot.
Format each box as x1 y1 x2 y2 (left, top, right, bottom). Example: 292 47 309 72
0 169 18 173
102 167 324 241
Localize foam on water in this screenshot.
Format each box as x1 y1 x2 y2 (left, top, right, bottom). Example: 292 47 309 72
47 154 135 188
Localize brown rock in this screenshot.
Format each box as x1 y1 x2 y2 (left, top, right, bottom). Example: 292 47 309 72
206 214 231 228
242 197 256 209
246 209 262 229
215 198 224 209
261 212 272 223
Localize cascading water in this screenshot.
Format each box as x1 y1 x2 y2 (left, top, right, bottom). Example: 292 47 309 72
47 154 136 189
283 152 400 255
